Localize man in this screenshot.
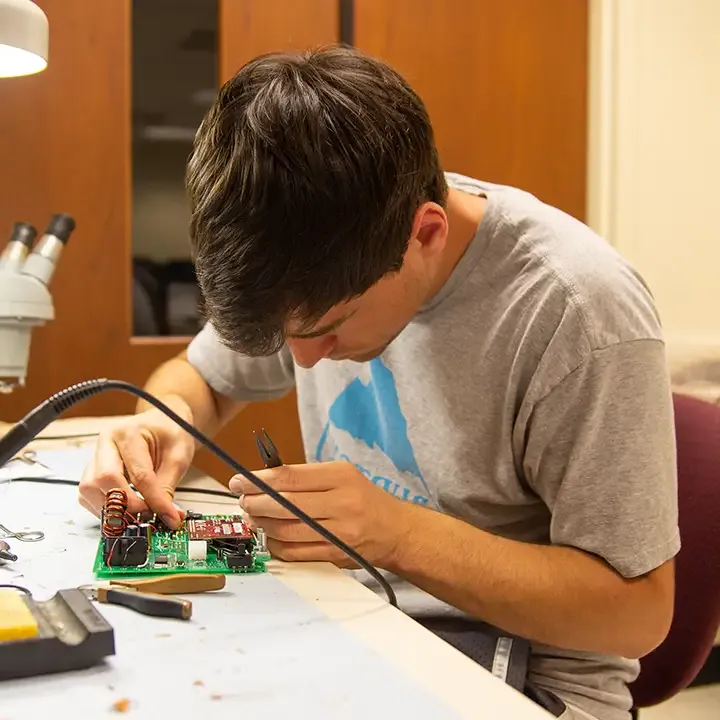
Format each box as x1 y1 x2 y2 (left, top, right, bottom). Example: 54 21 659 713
79 46 679 719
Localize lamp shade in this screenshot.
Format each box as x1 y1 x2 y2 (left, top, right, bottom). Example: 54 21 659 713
0 0 48 78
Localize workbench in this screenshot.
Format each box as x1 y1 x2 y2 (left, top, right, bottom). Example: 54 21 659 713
0 416 551 719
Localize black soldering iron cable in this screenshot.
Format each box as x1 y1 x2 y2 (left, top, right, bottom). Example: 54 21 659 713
7 476 237 499
0 379 397 607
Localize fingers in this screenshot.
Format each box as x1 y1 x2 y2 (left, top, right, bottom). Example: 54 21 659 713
78 433 138 517
266 539 358 568
246 517 334 543
78 424 186 529
241 490 335 520
113 426 182 527
230 463 338 496
155 451 190 524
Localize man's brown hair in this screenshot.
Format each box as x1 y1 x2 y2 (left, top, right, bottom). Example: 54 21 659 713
186 44 447 356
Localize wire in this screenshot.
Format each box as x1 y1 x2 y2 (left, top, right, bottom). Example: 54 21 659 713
7 477 237 499
2 379 398 607
0 584 32 596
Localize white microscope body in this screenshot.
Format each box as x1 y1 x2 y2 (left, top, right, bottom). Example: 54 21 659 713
0 216 75 393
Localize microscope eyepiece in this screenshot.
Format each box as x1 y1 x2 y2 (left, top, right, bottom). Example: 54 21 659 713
9 222 37 248
43 214 75 244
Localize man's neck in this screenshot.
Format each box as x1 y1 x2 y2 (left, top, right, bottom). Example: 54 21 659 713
425 186 487 302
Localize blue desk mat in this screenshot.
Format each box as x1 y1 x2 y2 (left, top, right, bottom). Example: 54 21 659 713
0 448 462 719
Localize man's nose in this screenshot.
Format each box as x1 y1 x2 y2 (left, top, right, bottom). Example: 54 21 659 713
287 336 337 368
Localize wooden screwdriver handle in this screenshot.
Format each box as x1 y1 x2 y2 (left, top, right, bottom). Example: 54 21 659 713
109 574 226 594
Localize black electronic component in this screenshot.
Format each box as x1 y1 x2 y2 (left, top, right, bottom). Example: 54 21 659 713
0 588 115 681
103 535 148 567
185 510 203 520
226 552 252 569
213 538 250 556
154 555 168 565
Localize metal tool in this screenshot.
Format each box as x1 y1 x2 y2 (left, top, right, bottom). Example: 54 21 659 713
79 585 192 621
0 523 44 542
0 540 17 563
77 574 226 622
9 449 43 466
106 574 225 595
254 428 283 468
252 430 278 560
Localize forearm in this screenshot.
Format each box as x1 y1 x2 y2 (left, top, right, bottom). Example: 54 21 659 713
389 503 673 658
137 351 245 439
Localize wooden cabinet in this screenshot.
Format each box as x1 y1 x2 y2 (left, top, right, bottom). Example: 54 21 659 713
354 0 588 221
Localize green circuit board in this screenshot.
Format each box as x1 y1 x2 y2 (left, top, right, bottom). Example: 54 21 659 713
93 513 270 579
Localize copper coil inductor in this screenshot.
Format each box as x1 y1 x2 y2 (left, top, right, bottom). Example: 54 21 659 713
102 488 129 536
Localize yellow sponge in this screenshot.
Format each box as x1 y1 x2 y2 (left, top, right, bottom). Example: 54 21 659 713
0 589 39 642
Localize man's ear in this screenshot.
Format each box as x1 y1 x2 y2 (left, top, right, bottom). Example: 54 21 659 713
410 202 448 256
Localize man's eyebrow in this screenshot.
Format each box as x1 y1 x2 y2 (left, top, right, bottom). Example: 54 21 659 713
287 311 356 339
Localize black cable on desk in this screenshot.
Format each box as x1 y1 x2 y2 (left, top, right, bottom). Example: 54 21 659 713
8 477 237 499
0 379 397 607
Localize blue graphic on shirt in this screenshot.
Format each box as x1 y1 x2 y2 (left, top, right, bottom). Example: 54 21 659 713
315 358 431 505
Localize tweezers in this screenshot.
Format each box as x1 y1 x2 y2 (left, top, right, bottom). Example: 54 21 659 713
254 428 283 469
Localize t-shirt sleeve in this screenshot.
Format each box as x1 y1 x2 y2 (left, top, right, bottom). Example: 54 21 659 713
186 322 296 402
522 339 680 578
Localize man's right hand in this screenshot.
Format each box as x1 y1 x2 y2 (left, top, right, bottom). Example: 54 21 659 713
78 406 195 529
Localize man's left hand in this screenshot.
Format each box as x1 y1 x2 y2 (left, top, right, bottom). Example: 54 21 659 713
229 461 409 568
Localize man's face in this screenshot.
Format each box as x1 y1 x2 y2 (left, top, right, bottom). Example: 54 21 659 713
284 263 430 368
283 202 449 369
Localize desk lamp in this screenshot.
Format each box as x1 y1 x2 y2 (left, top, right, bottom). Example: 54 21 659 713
0 0 48 78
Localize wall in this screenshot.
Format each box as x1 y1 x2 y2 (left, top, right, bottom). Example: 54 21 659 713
588 0 720 371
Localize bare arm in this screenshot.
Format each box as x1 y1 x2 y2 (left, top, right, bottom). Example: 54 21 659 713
79 350 245 526
136 350 245 440
389 503 675 659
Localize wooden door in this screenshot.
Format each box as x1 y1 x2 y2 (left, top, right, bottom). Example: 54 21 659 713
0 0 338 482
354 0 589 221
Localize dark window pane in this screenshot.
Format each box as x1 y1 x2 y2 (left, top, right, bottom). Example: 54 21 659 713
131 0 217 336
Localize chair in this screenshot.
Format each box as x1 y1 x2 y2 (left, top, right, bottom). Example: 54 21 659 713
630 392 720 711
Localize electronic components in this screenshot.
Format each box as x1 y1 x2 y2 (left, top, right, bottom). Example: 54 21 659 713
100 490 151 568
94 498 268 579
225 552 252 569
103 533 149 567
188 540 207 562
187 515 255 570
187 516 253 542
102 488 129 536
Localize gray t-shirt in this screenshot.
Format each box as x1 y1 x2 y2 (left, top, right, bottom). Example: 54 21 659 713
187 173 680 720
